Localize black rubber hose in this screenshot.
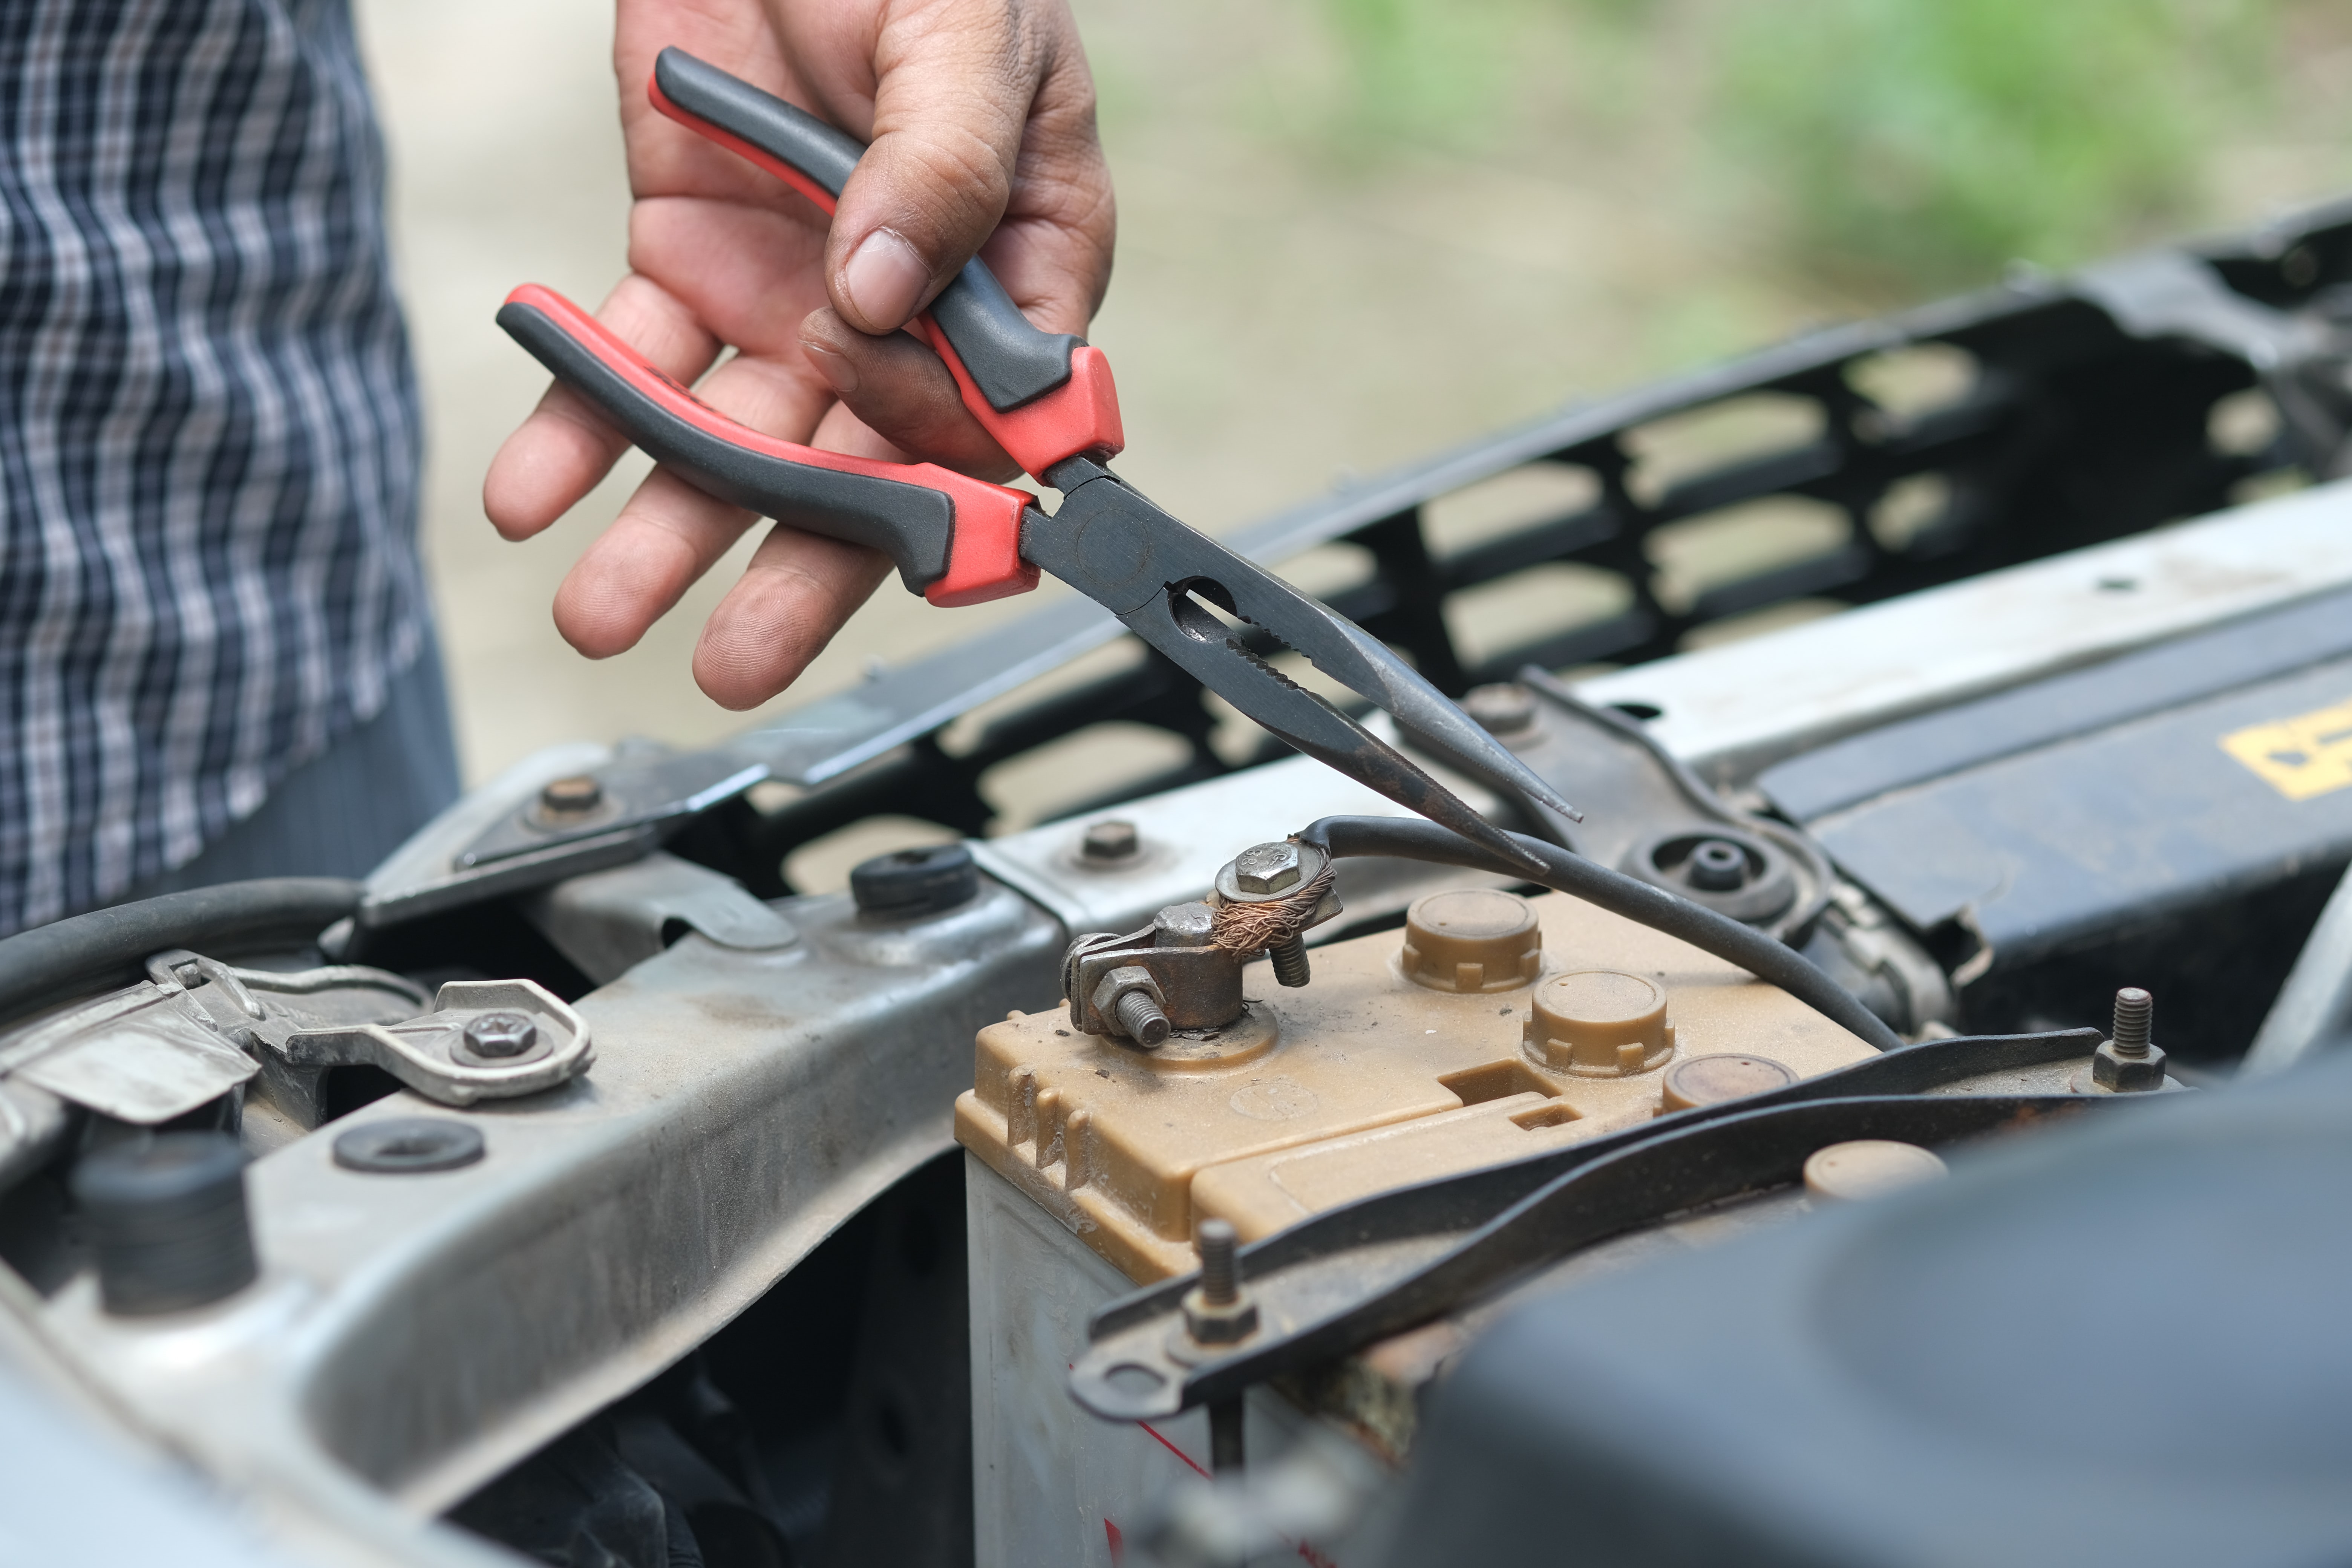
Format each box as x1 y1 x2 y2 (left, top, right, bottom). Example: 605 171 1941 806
0 878 361 1023
1297 816 1906 1054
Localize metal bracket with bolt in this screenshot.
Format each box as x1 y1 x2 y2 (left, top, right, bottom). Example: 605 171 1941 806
278 978 594 1105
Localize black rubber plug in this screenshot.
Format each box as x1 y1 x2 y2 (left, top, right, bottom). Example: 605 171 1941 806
849 843 980 918
71 1132 257 1316
333 1117 485 1174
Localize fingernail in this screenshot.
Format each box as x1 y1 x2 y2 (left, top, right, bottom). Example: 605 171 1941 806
841 227 929 331
802 337 858 397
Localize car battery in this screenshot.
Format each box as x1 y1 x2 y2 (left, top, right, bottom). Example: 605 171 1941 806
957 882 1880 1566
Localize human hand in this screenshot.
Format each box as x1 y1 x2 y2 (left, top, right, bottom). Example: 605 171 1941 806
482 0 1114 709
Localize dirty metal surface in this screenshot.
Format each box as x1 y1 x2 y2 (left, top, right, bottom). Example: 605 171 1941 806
22 877 1064 1565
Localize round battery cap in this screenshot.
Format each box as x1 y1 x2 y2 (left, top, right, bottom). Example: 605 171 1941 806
1804 1139 1948 1202
1524 969 1675 1076
1662 1052 1796 1111
1402 890 1542 993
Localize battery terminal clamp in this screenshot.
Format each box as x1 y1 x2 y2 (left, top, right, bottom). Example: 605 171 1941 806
1062 842 1344 1047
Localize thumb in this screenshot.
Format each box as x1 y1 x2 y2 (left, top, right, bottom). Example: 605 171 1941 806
825 4 1074 335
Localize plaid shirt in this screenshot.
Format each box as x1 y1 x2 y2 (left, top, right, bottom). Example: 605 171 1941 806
0 0 428 934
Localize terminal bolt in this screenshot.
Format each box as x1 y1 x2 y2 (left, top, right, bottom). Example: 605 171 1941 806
2092 986 2167 1092
1232 842 1303 894
1093 965 1171 1048
1183 1218 1260 1345
462 1011 540 1060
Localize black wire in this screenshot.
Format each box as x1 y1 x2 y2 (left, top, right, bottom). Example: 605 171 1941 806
0 878 361 1022
1296 816 1906 1054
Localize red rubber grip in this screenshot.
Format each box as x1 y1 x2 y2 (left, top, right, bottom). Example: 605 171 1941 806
507 285 1038 607
917 323 1126 475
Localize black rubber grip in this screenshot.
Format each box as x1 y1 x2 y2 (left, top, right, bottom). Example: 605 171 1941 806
499 300 952 592
654 47 1084 413
928 256 1084 411
655 48 862 200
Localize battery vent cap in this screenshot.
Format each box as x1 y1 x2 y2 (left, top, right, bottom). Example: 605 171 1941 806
1401 890 1542 993
1524 969 1675 1076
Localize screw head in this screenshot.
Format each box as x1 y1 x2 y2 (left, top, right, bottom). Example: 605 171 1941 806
1081 819 1140 862
539 775 602 814
462 1011 539 1060
1233 842 1303 895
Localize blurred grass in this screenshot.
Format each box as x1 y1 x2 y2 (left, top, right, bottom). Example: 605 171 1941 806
1718 0 2279 291
1298 0 2297 297
369 0 2352 786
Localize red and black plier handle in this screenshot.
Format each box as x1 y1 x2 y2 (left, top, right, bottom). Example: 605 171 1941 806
648 46 1123 480
497 285 1040 606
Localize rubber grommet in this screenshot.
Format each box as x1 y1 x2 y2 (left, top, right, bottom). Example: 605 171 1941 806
850 843 980 918
332 1117 486 1175
71 1132 257 1316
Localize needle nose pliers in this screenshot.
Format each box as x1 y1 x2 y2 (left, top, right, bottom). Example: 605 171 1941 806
498 47 1581 874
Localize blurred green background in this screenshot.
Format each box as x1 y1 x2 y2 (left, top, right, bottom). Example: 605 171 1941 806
356 0 2352 813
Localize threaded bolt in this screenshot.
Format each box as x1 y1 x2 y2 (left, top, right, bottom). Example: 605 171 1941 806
1198 1218 1239 1306
2111 987 2153 1059
1115 989 1171 1047
539 775 602 814
1081 819 1139 863
1268 935 1312 988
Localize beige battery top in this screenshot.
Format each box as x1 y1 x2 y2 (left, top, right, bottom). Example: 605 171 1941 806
956 885 1879 1282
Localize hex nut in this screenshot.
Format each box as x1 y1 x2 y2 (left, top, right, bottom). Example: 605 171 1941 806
1182 1286 1261 1345
462 1011 539 1059
1093 964 1165 1023
1233 842 1303 895
2093 1038 2169 1092
1081 820 1141 863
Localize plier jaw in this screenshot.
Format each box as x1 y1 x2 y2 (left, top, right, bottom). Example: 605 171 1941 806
1033 459 1585 875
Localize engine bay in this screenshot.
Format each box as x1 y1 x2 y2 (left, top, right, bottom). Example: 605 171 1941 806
7 203 2352 1568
